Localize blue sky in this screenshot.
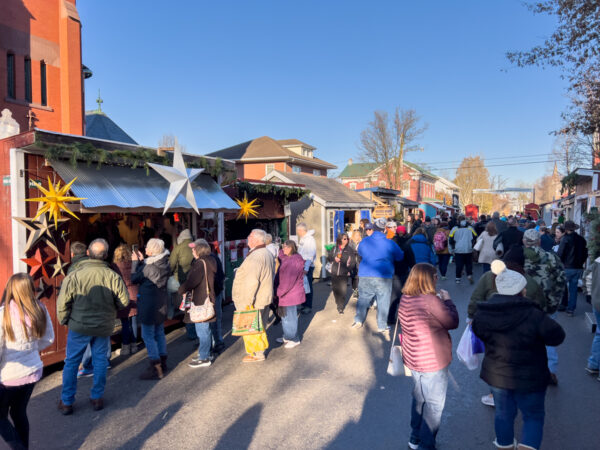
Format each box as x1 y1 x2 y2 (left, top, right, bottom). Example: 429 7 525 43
79 0 567 184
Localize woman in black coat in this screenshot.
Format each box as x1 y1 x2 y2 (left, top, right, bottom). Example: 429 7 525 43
327 233 356 314
132 238 171 380
472 265 565 450
177 239 216 368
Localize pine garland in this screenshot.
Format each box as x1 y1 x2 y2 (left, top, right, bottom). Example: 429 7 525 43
236 181 308 201
585 209 600 259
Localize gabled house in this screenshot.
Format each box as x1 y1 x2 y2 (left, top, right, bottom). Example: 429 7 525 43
206 136 336 180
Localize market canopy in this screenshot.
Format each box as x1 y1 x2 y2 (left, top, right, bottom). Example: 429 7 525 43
52 161 239 213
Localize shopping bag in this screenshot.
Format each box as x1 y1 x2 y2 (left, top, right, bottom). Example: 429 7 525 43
232 307 264 336
243 332 269 353
387 319 412 377
471 329 485 355
457 324 482 370
303 275 311 293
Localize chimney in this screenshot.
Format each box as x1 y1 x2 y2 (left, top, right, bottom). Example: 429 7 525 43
348 158 353 166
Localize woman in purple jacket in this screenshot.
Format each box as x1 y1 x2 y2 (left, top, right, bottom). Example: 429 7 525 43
275 241 306 349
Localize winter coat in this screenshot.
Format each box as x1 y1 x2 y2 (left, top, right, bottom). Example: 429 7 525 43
358 231 404 279
540 233 554 252
476 231 497 264
557 231 588 269
327 245 356 277
393 235 415 280
114 260 138 318
492 218 507 235
169 237 194 283
449 225 477 254
474 220 487 237
132 251 171 325
298 230 317 271
0 301 54 384
472 294 565 391
424 224 437 245
468 270 546 318
494 227 524 254
276 251 306 307
178 255 216 324
211 253 225 296
67 255 88 275
585 256 600 311
523 246 566 314
232 246 274 310
399 293 459 373
408 234 438 265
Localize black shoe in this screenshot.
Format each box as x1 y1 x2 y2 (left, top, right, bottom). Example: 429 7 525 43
549 373 558 385
338 309 344 314
57 400 73 415
213 342 226 354
90 398 104 411
272 317 282 326
301 307 312 314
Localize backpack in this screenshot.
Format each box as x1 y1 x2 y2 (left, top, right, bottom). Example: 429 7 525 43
433 231 447 252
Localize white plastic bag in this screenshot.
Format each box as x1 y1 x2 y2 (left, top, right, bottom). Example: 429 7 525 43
457 324 481 370
387 345 412 376
303 275 310 294
167 275 180 294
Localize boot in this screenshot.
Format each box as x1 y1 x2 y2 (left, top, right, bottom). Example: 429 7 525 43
120 344 130 356
139 360 163 380
160 355 168 373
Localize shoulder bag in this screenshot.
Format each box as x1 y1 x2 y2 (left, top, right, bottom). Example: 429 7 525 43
189 259 215 323
387 316 412 377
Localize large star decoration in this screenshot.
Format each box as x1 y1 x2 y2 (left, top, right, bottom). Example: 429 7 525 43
26 177 86 227
148 145 204 215
51 254 69 278
21 248 53 278
12 212 67 253
235 192 260 222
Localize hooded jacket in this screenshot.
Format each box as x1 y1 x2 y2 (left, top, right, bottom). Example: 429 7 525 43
169 229 194 283
523 246 566 314
449 223 477 254
358 231 404 279
557 231 588 269
132 250 171 325
408 234 438 265
472 294 565 391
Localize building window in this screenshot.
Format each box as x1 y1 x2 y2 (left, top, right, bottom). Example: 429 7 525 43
313 169 321 176
364 182 370 188
40 61 47 106
265 163 274 175
328 210 335 244
292 165 301 173
350 183 357 190
6 53 15 99
402 181 410 196
24 57 32 102
379 181 386 187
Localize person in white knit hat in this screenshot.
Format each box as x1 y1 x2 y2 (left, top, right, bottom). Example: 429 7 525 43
472 260 565 450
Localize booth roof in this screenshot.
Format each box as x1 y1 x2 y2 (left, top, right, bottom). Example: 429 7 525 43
52 160 239 213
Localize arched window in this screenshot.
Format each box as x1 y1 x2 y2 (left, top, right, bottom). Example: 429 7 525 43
40 61 47 106
24 57 32 102
6 53 15 99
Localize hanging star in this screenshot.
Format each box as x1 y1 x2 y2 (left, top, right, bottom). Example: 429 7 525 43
51 254 68 278
12 212 66 253
26 177 86 227
35 279 49 301
21 248 53 278
235 192 260 222
148 145 204 215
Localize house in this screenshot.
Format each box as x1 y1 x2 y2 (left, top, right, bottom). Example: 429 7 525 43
206 136 336 180
355 187 419 219
264 170 374 277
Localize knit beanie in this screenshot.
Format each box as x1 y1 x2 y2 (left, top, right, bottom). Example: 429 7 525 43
492 260 527 296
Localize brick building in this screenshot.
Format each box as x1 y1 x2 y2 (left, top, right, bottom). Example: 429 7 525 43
1 0 87 135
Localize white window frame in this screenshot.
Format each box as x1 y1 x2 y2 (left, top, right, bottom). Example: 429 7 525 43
350 182 357 190
364 182 370 188
379 180 386 188
265 163 274 175
292 165 301 173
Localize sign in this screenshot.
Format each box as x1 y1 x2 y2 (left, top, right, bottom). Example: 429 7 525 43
372 206 394 219
2 175 10 186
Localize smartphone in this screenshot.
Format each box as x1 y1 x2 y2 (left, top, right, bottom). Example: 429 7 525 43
132 244 138 253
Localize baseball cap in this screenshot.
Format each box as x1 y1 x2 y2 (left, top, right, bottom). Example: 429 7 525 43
188 238 208 248
396 225 407 234
364 223 375 231
386 221 397 228
373 218 387 231
523 229 540 246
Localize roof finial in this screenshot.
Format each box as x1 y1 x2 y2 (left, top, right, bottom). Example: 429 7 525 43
96 89 103 112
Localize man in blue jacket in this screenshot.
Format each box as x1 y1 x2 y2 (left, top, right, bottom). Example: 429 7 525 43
352 218 404 339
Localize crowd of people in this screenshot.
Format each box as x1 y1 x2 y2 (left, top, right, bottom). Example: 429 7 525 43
0 210 597 449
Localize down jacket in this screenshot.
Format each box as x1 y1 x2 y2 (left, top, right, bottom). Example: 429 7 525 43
232 246 274 310
132 250 170 325
276 251 306 307
408 234 438 265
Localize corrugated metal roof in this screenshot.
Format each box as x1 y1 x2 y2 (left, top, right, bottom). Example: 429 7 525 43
52 161 239 213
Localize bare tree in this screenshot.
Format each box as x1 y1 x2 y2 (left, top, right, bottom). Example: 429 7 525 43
453 156 491 210
551 131 591 176
158 134 186 153
359 108 427 189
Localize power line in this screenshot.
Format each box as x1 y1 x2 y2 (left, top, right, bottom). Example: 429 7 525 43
430 159 559 171
414 152 554 165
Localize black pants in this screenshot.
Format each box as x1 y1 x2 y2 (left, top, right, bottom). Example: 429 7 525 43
0 382 35 449
331 275 349 312
455 253 473 278
387 274 405 325
350 274 359 291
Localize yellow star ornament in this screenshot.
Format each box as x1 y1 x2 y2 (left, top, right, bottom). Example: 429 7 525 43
26 177 86 227
235 192 260 222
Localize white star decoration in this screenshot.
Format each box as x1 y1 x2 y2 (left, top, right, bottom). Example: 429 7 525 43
148 145 204 215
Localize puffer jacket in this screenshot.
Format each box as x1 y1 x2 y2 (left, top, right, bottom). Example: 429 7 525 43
232 246 274 310
178 255 216 324
524 246 566 314
132 250 171 325
476 231 497 264
57 259 129 337
327 245 357 277
449 225 476 254
472 294 565 391
276 251 306 307
408 234 438 265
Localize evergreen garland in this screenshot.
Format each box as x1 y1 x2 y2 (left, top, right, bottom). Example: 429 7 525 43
585 209 600 259
236 181 308 201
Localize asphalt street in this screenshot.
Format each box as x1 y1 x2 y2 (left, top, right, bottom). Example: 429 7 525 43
22 263 600 450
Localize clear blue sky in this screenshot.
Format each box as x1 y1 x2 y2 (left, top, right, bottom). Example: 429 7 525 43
79 0 567 184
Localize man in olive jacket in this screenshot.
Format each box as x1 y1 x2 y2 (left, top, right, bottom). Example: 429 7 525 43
57 239 129 414
232 229 274 363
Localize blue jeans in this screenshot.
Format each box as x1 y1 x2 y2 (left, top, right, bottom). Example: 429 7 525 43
354 277 393 330
210 292 224 346
61 330 110 404
588 307 600 369
437 254 450 277
409 367 449 450
546 312 559 373
140 323 167 361
194 322 212 360
491 387 545 449
304 267 314 309
281 305 299 342
482 263 491 274
565 268 582 312
81 341 112 372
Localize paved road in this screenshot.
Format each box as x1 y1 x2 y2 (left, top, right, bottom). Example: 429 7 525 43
26 264 599 449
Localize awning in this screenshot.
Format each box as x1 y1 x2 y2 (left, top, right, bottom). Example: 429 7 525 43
51 161 240 213
426 202 450 210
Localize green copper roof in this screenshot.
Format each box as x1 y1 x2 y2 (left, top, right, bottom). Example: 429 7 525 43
338 162 378 178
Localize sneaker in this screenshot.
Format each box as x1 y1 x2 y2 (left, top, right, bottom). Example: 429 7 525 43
189 359 212 368
300 307 312 315
585 366 600 375
120 344 131 356
468 275 474 284
57 400 73 416
407 441 419 450
455 278 461 284
481 393 495 407
379 329 391 341
566 310 574 317
351 322 363 329
352 289 359 297
213 342 226 354
276 337 289 344
338 309 344 314
284 340 301 349
77 368 93 378
89 398 104 411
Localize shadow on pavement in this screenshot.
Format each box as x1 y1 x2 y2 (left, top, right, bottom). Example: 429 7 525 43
213 403 263 450
116 400 183 449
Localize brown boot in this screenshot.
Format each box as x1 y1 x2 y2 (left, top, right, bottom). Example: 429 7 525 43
139 360 163 380
160 355 168 373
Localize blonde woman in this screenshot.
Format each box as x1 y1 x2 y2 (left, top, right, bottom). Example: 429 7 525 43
0 274 54 449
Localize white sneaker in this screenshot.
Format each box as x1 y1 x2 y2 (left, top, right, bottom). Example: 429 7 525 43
407 442 419 450
284 340 301 349
481 393 495 407
351 322 363 329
